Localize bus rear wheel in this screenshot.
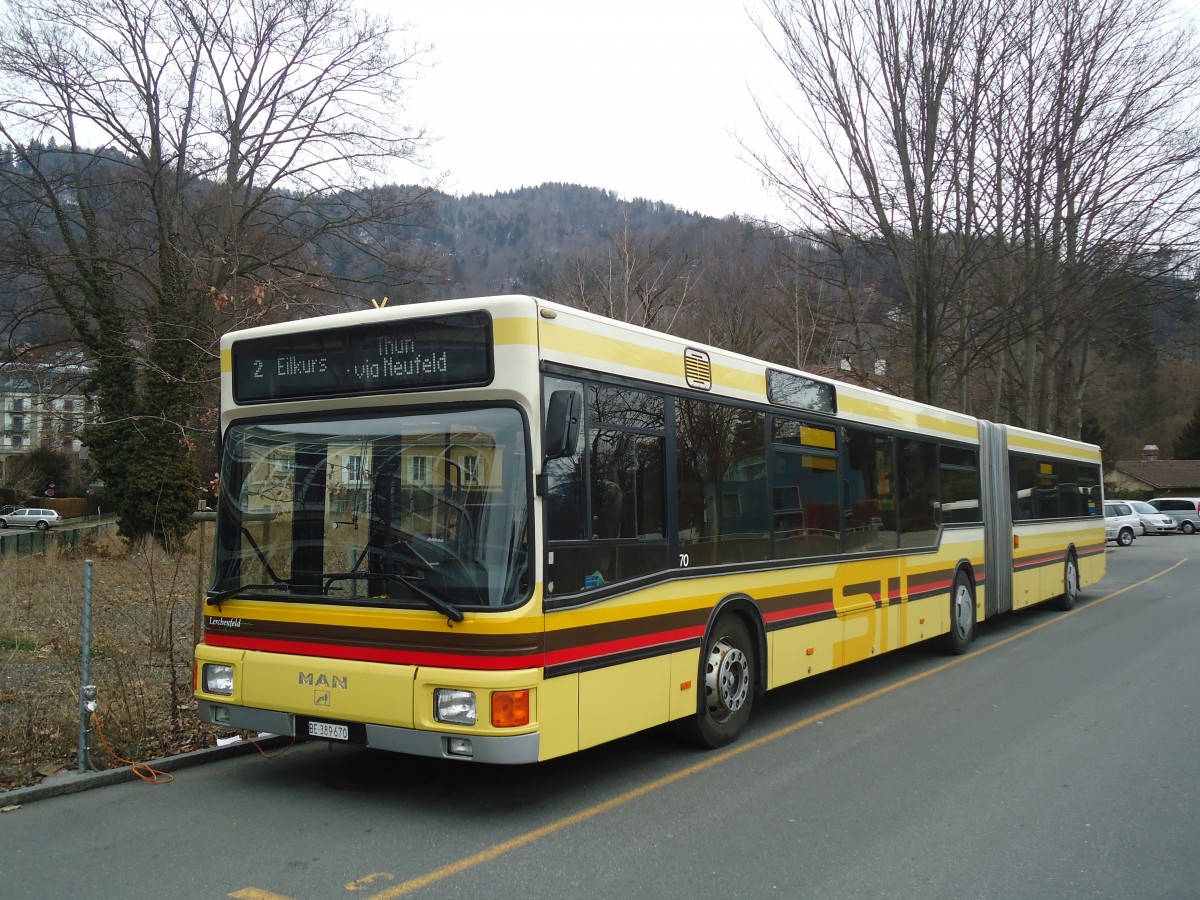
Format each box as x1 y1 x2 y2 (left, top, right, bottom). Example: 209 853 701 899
1054 552 1080 611
942 571 975 655
674 615 756 749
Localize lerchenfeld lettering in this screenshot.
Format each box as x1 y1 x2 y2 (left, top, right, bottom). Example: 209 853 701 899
298 672 349 689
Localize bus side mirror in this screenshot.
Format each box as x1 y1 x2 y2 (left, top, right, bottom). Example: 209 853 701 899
544 390 581 460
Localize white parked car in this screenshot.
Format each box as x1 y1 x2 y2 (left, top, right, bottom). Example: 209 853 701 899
1148 497 1200 535
0 507 62 531
1122 500 1178 536
1103 501 1140 547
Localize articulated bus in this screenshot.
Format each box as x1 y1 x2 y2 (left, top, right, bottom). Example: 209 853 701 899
195 295 1106 762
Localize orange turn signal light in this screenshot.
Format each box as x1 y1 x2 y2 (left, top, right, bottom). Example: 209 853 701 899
492 690 530 727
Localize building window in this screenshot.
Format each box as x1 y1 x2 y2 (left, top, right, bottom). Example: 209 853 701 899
410 455 430 485
461 454 483 485
343 455 365 484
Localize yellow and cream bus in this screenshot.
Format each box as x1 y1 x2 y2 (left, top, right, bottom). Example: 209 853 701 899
195 295 1106 762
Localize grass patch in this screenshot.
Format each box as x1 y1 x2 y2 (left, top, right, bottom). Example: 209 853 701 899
0 529 221 791
0 635 38 651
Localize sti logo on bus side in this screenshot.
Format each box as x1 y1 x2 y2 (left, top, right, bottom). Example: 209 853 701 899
298 672 349 690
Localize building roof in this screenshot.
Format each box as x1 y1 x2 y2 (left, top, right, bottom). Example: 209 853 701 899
1112 459 1200 491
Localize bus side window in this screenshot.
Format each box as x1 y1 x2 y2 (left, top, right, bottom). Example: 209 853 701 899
677 398 767 566
897 438 939 547
543 379 585 542
841 427 897 552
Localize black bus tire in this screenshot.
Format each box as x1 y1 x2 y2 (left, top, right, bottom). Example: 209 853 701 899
1054 551 1080 611
942 570 975 655
673 615 756 749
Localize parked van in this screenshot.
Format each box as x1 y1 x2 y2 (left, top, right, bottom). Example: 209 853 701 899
1148 497 1200 534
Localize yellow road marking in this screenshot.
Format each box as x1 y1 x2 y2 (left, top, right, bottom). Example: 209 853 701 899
347 873 395 891
229 889 298 900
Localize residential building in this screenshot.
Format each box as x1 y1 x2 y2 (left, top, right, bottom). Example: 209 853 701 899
0 361 93 483
1107 444 1200 497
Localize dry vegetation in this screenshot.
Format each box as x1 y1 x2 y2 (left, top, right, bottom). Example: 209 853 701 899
0 529 222 791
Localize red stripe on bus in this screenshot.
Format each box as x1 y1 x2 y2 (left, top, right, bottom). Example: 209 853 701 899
544 624 705 667
763 600 836 624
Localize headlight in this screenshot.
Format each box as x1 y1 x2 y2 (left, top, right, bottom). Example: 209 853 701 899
434 688 476 725
202 663 235 695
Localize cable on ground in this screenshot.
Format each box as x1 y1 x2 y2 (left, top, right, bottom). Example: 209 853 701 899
89 711 174 784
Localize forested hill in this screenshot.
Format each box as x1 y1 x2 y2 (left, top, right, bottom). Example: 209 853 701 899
416 182 746 299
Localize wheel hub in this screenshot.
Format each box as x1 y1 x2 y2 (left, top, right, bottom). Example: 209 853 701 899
705 637 749 721
953 583 973 639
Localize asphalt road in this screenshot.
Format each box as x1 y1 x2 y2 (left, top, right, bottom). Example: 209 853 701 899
1 536 1196 900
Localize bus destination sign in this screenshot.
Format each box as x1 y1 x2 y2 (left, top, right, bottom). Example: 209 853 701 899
232 311 493 403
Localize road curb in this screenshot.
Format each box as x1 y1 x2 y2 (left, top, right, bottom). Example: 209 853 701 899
0 735 293 808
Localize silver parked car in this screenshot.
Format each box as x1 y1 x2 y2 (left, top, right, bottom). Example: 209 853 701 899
1148 497 1200 535
0 507 62 531
1123 500 1178 536
1103 501 1140 547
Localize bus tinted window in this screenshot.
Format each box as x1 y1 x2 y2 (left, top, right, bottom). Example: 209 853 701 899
842 427 898 552
1036 461 1060 519
771 449 840 558
544 379 668 595
589 429 665 539
897 438 939 546
676 399 768 565
1009 453 1098 520
543 378 586 541
1011 455 1039 520
772 418 837 449
588 384 664 430
940 446 981 524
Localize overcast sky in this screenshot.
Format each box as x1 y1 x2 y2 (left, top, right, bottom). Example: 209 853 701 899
394 0 790 222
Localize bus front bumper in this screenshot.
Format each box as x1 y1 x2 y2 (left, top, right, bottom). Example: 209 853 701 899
196 699 540 764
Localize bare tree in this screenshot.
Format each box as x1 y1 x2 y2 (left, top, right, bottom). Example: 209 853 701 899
0 0 438 546
751 0 1200 435
994 0 1200 434
752 0 994 404
542 211 701 332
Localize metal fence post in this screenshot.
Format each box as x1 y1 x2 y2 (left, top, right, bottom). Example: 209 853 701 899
78 558 95 774
193 509 216 650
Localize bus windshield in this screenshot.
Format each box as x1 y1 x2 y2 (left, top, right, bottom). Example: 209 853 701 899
210 407 530 613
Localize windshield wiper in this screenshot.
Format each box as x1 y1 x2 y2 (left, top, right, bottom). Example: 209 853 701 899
322 571 465 622
206 582 291 605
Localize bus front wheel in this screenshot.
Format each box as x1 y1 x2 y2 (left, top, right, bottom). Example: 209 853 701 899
674 615 756 749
